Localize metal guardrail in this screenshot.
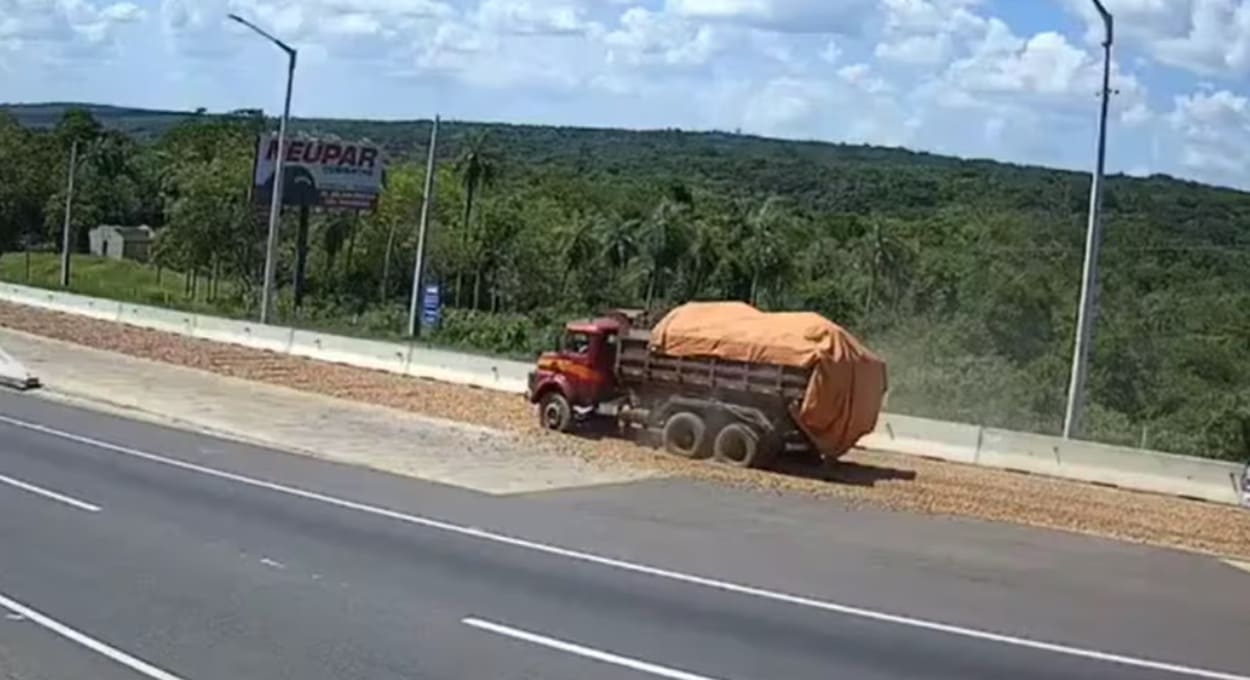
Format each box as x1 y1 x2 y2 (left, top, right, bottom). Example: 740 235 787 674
1 281 1246 507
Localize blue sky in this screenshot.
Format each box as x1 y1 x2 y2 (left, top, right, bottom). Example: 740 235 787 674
2 0 1248 189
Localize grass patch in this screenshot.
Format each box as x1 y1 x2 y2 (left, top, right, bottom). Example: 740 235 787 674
0 252 245 316
0 251 542 362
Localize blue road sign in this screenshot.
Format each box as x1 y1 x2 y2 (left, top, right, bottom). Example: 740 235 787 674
421 283 442 329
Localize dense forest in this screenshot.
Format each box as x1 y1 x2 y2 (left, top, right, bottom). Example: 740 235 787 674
1 103 1248 461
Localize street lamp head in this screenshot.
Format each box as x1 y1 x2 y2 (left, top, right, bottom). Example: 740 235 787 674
1090 0 1114 46
225 13 296 55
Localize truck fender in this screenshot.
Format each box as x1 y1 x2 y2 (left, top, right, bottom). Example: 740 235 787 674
531 373 572 405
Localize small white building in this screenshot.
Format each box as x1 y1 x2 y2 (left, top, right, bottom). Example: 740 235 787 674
89 225 154 263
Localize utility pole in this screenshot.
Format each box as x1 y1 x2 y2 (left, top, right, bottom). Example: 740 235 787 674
1063 0 1114 440
408 116 441 338
230 13 297 325
59 140 79 289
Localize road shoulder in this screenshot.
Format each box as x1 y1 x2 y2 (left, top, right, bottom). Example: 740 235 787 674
0 327 657 495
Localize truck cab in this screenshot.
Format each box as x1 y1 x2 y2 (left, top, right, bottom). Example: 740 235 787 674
527 317 623 431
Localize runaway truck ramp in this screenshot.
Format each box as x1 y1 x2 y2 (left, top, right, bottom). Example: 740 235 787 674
0 343 40 391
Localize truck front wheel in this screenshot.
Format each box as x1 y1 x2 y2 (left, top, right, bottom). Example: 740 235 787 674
539 392 573 433
662 412 709 459
713 423 777 469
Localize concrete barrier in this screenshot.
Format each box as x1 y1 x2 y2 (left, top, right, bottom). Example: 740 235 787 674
0 283 45 308
118 303 198 336
1056 439 1242 505
289 331 410 374
192 316 294 355
862 413 981 464
0 281 1245 507
978 428 1064 472
0 284 122 322
405 345 529 393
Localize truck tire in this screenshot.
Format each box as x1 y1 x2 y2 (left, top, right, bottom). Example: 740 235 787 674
713 423 778 469
538 392 573 433
662 412 709 459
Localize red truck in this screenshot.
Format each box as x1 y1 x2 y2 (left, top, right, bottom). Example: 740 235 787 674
527 302 887 469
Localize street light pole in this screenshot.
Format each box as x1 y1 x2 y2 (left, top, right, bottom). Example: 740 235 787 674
408 115 440 338
1063 0 1114 440
229 13 297 325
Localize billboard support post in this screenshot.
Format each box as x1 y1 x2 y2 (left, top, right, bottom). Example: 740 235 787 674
293 204 311 310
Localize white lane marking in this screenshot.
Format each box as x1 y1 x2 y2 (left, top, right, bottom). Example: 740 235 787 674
0 591 185 680
0 472 101 513
2 414 1248 680
464 617 723 680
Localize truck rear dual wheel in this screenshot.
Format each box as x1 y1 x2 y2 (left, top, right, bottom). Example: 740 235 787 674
713 423 779 469
662 412 710 459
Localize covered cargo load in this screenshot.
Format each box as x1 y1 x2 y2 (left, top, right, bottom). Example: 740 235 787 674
649 301 887 458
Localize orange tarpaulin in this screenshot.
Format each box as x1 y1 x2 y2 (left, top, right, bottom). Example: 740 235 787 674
650 302 887 459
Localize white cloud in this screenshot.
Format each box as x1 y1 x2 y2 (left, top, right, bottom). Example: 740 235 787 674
1168 89 1250 177
0 0 143 44
1062 0 1250 77
938 23 1148 122
837 62 893 93
882 0 985 35
604 7 723 67
665 0 878 34
819 39 841 63
168 0 453 57
474 0 595 36
100 3 143 23
741 75 822 134
1121 101 1153 126
875 33 951 65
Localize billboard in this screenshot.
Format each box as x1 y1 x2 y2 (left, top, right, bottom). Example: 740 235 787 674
252 134 386 211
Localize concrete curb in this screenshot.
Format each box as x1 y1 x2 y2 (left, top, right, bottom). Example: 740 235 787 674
0 282 1245 506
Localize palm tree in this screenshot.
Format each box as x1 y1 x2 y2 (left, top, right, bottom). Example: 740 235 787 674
453 131 498 307
558 212 600 297
676 216 722 301
744 196 789 306
859 215 912 315
711 196 798 306
638 197 690 309
598 215 639 271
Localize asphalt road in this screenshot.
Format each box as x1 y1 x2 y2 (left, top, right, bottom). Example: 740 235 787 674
0 391 1247 680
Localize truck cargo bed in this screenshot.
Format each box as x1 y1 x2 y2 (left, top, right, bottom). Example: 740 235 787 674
617 333 810 402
